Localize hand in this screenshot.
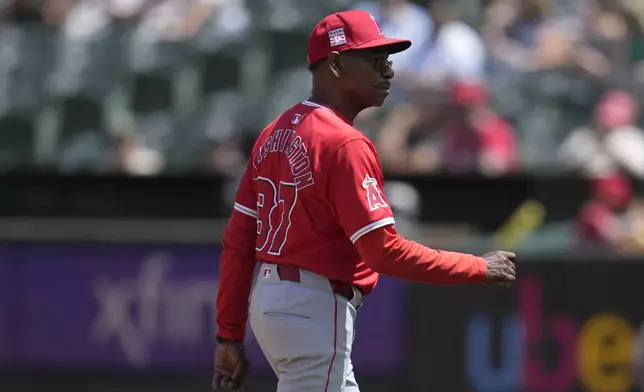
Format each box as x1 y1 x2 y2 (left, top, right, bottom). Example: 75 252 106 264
213 341 250 390
482 251 517 286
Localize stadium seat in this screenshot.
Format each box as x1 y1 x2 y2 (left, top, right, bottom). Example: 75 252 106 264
0 115 35 171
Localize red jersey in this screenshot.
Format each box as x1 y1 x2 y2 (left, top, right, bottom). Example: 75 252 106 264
231 100 390 291
217 100 487 341
443 114 517 174
576 201 621 245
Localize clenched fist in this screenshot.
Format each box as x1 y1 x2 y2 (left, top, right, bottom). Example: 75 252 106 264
482 251 517 286
213 341 250 390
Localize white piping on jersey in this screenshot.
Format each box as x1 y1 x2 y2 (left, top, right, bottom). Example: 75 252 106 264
234 202 258 219
350 217 395 243
302 100 333 111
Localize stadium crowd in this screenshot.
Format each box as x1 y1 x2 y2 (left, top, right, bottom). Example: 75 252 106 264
0 0 641 177
0 0 642 178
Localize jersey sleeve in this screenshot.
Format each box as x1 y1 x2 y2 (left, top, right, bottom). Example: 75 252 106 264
355 224 487 284
216 163 258 341
231 162 257 219
327 139 395 243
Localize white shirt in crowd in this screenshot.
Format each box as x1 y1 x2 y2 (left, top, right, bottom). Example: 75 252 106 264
558 125 644 178
419 20 486 84
354 1 434 74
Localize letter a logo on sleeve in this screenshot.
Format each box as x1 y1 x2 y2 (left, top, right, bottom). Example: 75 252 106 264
362 174 388 211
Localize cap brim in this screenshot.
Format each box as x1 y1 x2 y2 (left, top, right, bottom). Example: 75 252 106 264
351 37 412 54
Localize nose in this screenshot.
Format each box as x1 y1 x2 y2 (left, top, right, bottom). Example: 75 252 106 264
382 65 394 79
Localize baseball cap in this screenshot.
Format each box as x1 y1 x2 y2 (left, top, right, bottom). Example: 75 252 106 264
449 82 488 106
307 10 412 65
592 173 632 208
594 89 638 129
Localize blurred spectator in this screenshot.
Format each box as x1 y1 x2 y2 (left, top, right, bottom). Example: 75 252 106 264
44 0 120 172
558 89 644 178
119 0 249 176
48 0 115 100
43 0 76 25
575 173 644 254
372 1 489 172
570 0 644 83
193 0 250 175
375 94 443 174
117 133 164 175
0 0 54 170
0 0 642 178
1 0 44 23
483 0 573 73
440 81 517 176
482 0 619 169
377 81 516 176
354 0 433 75
416 0 486 86
126 0 245 45
106 0 146 20
353 0 433 138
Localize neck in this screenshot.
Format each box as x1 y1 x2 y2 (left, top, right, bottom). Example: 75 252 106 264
309 85 364 122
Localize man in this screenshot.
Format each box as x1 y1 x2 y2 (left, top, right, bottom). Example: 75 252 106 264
353 0 433 75
441 81 517 176
214 10 517 392
558 89 644 179
417 0 486 87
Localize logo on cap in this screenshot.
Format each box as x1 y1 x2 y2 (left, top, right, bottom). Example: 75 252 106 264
328 28 347 47
369 13 384 36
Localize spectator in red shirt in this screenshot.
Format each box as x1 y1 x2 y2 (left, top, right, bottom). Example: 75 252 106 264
576 172 644 254
442 81 517 176
376 81 517 175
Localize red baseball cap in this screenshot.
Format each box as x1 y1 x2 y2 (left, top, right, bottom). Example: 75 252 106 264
307 10 412 65
450 82 488 106
592 173 632 208
594 89 638 129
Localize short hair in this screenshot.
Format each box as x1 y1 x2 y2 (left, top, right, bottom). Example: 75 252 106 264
308 59 325 73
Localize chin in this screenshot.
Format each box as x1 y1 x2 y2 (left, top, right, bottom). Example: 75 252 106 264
370 95 389 108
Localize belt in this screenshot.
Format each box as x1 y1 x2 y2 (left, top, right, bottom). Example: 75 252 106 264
276 264 355 301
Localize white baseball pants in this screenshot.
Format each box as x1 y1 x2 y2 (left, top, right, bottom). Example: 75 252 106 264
249 263 362 392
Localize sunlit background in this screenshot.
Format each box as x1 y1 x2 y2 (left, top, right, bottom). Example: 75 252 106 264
1 0 644 391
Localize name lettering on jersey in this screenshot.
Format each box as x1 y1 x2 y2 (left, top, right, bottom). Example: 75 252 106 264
253 128 315 190
270 129 283 152
262 135 272 159
362 174 388 211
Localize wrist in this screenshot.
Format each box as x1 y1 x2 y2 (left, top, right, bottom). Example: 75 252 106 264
476 256 488 282
217 335 244 344
216 325 246 342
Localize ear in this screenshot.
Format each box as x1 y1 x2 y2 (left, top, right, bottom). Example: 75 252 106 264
328 51 342 78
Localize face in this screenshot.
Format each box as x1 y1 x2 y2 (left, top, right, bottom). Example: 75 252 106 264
429 0 454 24
519 0 545 19
330 48 395 108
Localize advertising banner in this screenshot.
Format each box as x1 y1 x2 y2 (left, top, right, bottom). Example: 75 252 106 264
410 259 644 392
0 243 404 375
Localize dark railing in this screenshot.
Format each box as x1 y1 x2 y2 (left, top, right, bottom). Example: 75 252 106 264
0 172 603 224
